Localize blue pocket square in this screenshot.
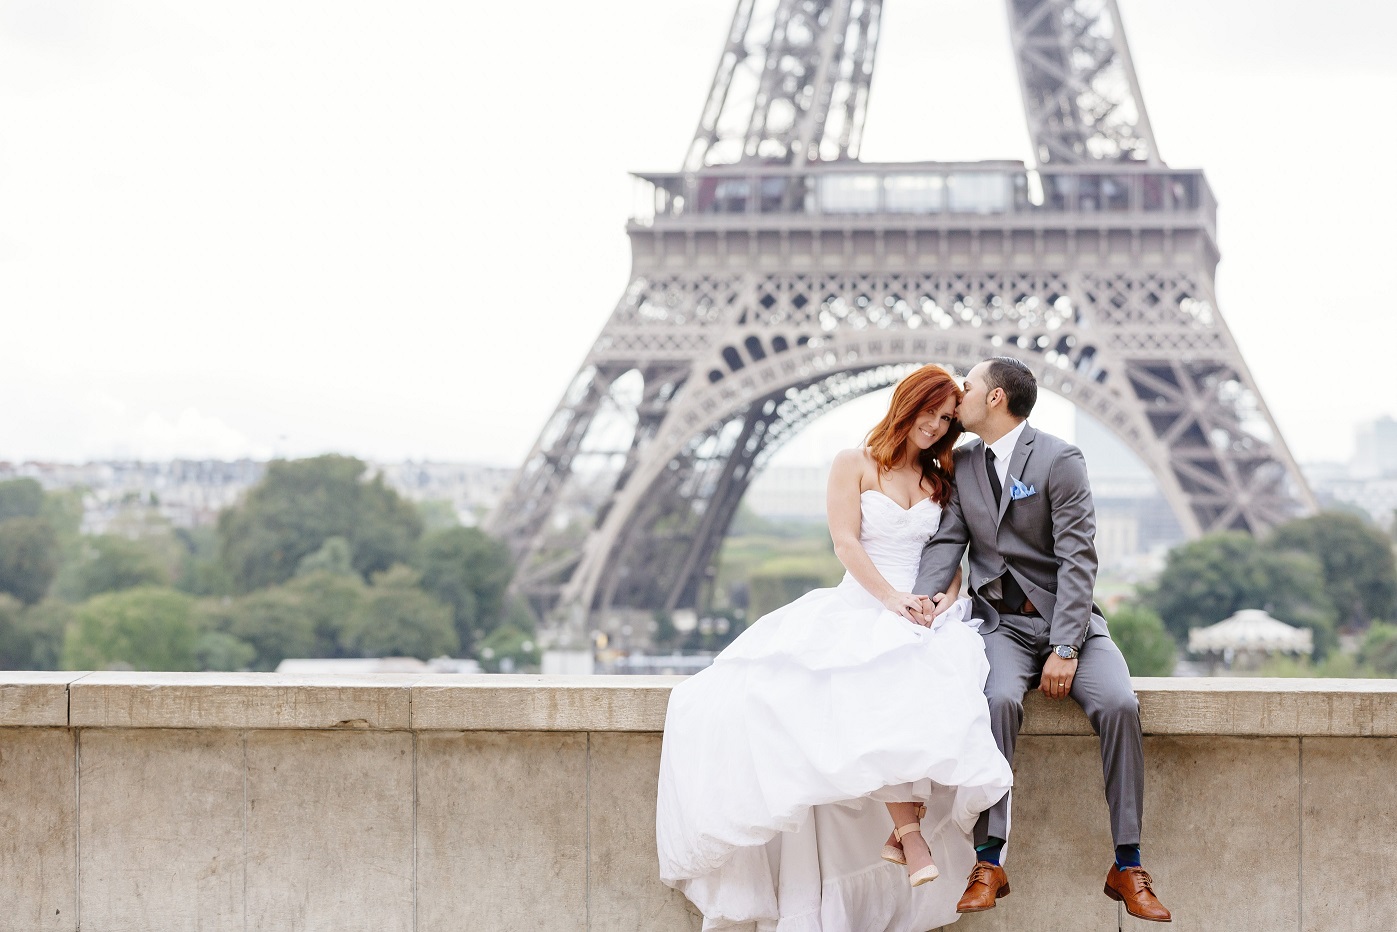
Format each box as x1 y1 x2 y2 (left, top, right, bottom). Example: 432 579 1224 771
1009 477 1037 500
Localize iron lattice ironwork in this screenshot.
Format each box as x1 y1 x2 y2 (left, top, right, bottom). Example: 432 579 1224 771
488 0 1314 637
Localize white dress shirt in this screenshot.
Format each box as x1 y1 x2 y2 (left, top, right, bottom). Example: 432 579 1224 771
985 419 1028 491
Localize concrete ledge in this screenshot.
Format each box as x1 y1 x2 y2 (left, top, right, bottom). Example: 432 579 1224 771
68 672 420 730
0 672 83 727
0 673 1391 735
411 674 676 732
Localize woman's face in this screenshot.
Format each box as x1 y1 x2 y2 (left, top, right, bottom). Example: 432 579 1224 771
909 394 959 450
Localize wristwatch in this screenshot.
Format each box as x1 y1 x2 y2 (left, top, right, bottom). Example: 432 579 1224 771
1052 644 1079 660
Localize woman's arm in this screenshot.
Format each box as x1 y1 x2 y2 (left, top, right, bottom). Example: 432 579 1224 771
929 566 963 618
826 450 928 624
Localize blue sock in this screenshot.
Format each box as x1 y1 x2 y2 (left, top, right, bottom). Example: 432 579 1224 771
975 837 1005 865
1115 844 1141 869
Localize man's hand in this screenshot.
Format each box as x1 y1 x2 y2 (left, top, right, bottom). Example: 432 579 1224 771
1039 653 1078 700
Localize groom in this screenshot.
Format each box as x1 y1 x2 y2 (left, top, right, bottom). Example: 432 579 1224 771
914 357 1171 922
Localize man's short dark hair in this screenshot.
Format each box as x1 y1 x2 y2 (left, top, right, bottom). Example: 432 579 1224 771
985 356 1037 418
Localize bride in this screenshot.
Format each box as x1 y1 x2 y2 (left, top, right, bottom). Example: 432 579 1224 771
656 364 1013 931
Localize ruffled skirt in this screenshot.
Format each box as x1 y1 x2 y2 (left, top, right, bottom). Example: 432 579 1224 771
656 584 1013 931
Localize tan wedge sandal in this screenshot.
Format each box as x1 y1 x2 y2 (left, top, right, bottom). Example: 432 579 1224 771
880 803 927 865
892 821 938 887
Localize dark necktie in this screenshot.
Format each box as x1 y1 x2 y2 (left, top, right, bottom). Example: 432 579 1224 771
985 447 1003 505
986 447 1027 612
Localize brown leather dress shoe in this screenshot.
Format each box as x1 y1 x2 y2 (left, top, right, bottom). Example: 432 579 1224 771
1104 865 1171 922
955 861 1010 913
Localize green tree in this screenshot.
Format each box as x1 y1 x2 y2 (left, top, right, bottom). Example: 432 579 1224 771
12 600 73 670
62 587 202 671
1105 603 1176 677
175 526 234 597
746 554 843 620
0 478 45 522
295 536 356 578
414 499 461 532
340 565 458 660
217 455 423 593
0 516 61 605
1268 512 1397 627
283 570 368 657
1147 532 1335 654
55 535 169 601
414 527 513 653
0 594 32 667
193 629 257 672
1358 622 1397 677
477 623 539 673
223 586 319 671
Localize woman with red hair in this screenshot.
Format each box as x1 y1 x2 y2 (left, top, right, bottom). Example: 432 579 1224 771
658 365 1012 930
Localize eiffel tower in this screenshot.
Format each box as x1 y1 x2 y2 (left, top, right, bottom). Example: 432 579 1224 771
488 0 1315 636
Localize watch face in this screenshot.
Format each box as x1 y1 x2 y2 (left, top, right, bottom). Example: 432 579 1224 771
1055 645 1074 659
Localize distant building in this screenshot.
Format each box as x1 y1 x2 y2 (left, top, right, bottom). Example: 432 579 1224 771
0 458 518 533
1352 416 1397 479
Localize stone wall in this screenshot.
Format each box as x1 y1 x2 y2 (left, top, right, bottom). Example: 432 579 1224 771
0 673 1393 931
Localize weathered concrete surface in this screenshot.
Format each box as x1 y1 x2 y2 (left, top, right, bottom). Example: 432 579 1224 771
70 672 419 730
949 736 1119 932
588 732 703 931
410 674 676 731
1300 737 1397 932
1132 677 1397 737
1128 736 1302 932
244 730 414 932
0 728 76 932
0 671 83 727
79 729 245 930
416 731 588 932
0 674 1394 930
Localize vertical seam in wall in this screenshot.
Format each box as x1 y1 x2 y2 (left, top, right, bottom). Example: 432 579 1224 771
1297 737 1304 930
412 727 418 932
74 728 81 930
243 730 249 932
585 732 592 932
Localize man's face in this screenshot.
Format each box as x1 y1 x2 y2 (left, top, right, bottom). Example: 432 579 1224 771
958 362 993 431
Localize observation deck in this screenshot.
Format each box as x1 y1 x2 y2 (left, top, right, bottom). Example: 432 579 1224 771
631 161 1218 241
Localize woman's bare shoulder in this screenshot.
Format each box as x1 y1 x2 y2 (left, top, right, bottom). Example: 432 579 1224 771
831 447 876 467
829 448 878 487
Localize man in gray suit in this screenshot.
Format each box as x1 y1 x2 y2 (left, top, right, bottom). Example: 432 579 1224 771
915 357 1171 922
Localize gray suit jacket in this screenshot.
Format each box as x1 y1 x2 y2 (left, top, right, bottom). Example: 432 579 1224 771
914 425 1107 647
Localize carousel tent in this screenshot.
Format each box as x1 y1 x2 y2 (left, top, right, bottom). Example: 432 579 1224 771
1187 609 1313 656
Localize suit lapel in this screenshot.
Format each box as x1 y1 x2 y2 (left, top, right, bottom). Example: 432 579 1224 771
997 425 1037 525
968 438 996 520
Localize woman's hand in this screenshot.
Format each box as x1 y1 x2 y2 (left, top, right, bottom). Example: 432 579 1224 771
883 591 932 627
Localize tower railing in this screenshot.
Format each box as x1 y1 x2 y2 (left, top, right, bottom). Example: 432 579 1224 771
631 161 1216 238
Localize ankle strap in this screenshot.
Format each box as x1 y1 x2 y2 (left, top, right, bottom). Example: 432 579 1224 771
893 822 923 841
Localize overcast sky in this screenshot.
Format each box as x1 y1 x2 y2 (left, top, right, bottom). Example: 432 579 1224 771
2 0 1394 469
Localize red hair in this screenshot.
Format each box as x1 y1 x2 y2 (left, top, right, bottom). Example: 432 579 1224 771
865 365 963 506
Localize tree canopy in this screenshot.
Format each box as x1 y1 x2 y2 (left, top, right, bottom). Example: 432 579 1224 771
414 527 514 653
1268 512 1397 627
56 535 169 601
0 516 61 605
217 455 423 593
1105 603 1176 677
62 587 203 671
0 479 45 522
340 565 458 660
1146 531 1335 655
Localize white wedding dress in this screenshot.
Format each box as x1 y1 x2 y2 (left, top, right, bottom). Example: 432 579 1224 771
657 490 1013 932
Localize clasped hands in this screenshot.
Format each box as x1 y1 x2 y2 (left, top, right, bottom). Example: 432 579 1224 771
882 590 957 628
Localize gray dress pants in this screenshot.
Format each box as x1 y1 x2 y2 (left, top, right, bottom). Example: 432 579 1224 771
976 611 1144 848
